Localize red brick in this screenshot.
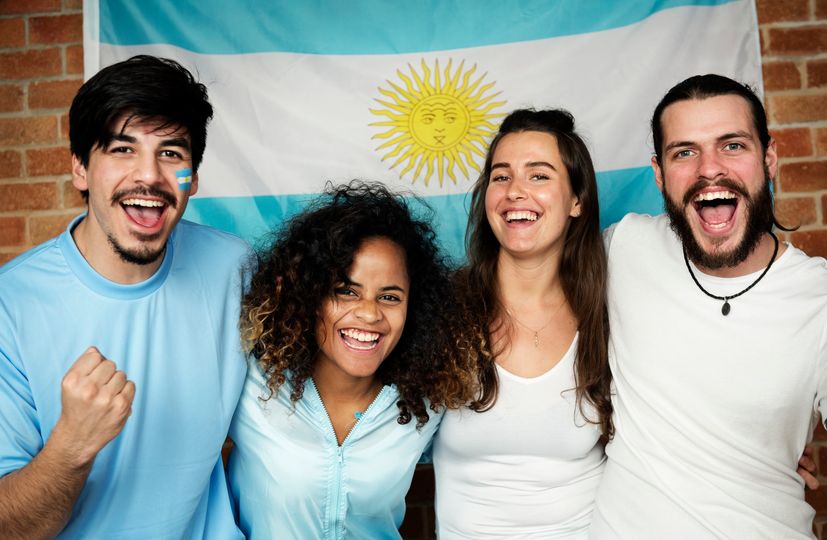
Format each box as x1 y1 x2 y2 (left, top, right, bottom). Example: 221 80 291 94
763 61 801 91
0 0 61 15
770 94 827 123
815 423 827 441
819 0 827 20
767 26 827 56
0 251 22 266
815 129 827 156
29 13 82 45
66 44 83 75
0 49 61 80
0 150 22 178
0 17 25 48
29 213 74 244
757 0 809 24
0 216 25 246
810 60 827 88
780 161 827 191
775 196 817 227
791 230 827 259
0 182 56 211
772 127 812 157
28 79 82 110
0 84 23 113
62 179 84 208
59 112 69 141
0 116 57 146
822 195 827 225
63 0 82 8
26 146 71 176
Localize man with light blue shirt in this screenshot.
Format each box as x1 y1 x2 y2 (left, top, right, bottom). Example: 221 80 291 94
0 56 247 539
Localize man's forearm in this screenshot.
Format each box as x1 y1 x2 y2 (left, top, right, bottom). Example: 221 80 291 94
0 438 92 540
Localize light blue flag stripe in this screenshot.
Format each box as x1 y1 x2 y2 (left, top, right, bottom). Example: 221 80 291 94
184 166 662 260
100 0 736 55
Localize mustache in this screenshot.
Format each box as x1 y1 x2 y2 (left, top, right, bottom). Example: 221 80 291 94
681 178 749 207
111 186 177 208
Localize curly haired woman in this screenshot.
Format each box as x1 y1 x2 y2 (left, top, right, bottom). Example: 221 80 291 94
227 181 473 539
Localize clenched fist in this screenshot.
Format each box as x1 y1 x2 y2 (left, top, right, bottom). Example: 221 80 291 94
50 347 135 468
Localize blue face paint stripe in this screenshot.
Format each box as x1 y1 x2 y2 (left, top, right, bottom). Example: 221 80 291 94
183 166 663 261
99 0 739 55
176 168 193 190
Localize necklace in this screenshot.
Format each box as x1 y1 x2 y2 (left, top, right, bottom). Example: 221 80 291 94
506 297 565 348
682 231 779 316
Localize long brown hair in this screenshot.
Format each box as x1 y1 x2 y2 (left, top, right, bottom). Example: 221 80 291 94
458 108 613 438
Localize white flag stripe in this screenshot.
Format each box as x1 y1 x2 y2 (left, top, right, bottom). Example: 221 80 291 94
97 1 759 200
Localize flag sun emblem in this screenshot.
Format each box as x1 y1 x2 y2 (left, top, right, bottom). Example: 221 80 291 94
370 59 507 187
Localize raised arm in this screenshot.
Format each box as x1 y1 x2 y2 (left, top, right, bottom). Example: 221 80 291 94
0 347 135 539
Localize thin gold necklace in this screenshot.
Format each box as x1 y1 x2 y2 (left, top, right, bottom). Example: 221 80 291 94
506 297 566 348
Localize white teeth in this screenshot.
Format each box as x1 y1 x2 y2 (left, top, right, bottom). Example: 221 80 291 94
694 191 736 202
340 328 380 342
121 199 165 207
505 210 538 222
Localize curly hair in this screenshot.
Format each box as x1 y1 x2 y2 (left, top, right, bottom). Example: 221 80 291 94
241 181 476 427
460 109 614 439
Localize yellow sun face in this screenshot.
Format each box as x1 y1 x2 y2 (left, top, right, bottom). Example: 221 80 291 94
370 59 507 187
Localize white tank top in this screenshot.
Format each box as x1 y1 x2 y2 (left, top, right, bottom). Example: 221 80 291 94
432 334 605 539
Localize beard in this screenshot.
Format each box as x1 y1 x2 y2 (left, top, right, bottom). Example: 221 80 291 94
106 185 176 265
107 230 165 265
663 167 775 270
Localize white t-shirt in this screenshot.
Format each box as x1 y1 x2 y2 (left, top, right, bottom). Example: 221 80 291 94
433 334 605 539
591 213 827 540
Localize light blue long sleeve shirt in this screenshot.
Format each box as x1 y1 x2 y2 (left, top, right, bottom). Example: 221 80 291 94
229 362 441 539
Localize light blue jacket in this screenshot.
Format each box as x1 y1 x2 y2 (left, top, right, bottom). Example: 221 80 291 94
229 362 441 539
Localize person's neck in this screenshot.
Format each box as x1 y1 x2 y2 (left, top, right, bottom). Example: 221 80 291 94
496 249 564 308
693 232 784 278
312 362 380 406
71 216 163 284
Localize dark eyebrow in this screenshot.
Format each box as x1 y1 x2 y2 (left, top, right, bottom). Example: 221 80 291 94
491 161 556 171
526 160 556 171
343 279 406 294
664 140 694 153
717 131 753 143
160 137 191 151
379 285 406 294
104 133 191 152
664 131 755 154
109 133 137 144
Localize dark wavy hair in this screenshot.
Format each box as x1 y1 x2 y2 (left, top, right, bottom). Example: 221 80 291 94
651 73 794 232
241 181 475 427
459 108 613 438
69 55 213 200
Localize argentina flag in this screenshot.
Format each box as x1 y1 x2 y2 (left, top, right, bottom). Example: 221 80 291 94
83 0 761 258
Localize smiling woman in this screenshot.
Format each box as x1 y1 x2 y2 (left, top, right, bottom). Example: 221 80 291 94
227 181 475 539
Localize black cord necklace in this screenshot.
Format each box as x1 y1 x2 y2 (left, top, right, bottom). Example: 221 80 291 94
682 231 779 316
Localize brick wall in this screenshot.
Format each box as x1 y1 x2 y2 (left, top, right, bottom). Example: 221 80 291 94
2 0 827 538
0 0 83 266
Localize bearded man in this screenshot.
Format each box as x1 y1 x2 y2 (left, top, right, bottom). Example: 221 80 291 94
591 74 827 539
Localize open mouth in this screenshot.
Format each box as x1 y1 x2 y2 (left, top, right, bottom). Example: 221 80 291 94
121 198 167 229
339 328 381 351
692 190 738 230
505 210 538 223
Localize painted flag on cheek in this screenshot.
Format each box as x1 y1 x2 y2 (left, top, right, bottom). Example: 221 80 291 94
84 0 761 258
